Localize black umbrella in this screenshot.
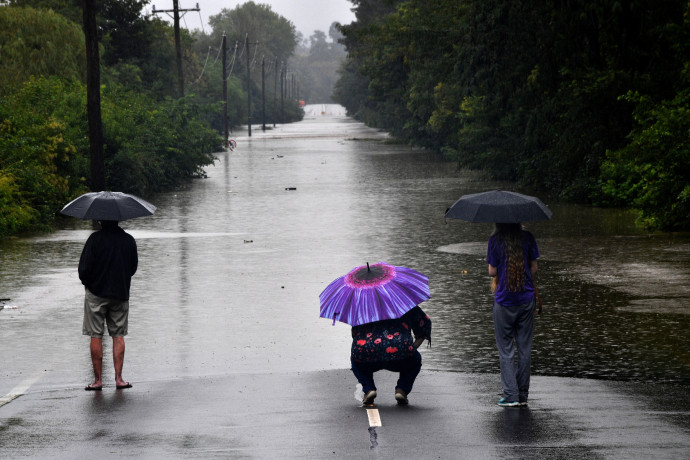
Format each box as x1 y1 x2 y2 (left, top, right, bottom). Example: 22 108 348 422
445 190 552 223
60 191 156 221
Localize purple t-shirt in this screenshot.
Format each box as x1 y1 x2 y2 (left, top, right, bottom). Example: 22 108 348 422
486 231 540 307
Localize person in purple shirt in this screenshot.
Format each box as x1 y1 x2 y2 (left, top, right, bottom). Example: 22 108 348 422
487 223 540 407
79 220 138 391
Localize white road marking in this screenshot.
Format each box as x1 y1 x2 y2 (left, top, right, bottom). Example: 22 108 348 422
366 408 382 427
0 374 42 408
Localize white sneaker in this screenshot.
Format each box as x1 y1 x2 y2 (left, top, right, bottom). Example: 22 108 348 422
362 390 377 405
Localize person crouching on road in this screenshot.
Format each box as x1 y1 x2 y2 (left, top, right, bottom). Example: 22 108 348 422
79 220 138 391
350 305 431 405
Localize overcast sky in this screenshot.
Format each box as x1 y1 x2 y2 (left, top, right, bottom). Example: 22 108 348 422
148 0 357 38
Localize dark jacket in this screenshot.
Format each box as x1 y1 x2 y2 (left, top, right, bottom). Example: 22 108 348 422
79 225 138 300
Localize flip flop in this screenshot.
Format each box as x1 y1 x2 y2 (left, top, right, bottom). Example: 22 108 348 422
85 384 102 391
116 382 132 389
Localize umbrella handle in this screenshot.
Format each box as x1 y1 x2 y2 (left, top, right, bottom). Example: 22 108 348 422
332 312 339 326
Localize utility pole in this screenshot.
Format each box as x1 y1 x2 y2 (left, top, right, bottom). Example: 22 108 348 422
152 1 199 98
261 57 266 132
222 33 228 144
243 35 260 137
273 57 278 128
246 35 250 136
280 65 285 124
82 0 105 191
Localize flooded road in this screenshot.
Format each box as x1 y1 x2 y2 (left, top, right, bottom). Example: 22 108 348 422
1 104 689 399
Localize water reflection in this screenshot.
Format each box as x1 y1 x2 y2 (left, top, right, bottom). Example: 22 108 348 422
491 408 535 444
0 106 688 396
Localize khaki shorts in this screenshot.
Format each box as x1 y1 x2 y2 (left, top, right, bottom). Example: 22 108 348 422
83 288 129 338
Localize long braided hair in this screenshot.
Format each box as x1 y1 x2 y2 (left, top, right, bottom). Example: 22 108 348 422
492 223 526 292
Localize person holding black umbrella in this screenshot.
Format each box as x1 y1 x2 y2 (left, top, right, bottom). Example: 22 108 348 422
487 223 540 407
445 190 549 407
79 220 138 391
61 191 155 391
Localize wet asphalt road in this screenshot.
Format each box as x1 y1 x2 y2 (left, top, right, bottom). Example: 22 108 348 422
1 106 689 458
1 369 689 458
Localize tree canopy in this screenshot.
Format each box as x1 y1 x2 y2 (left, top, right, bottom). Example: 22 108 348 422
335 0 690 231
207 1 297 66
290 25 347 103
0 6 86 91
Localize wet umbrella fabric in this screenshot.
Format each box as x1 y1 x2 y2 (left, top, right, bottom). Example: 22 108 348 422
445 190 552 223
60 191 156 221
319 262 430 327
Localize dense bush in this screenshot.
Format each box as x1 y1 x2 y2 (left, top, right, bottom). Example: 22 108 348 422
100 86 221 195
600 90 690 230
0 77 85 235
0 76 222 236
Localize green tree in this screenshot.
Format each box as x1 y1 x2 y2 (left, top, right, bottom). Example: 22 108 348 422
207 1 297 65
600 90 690 230
201 1 302 125
599 2 690 230
6 0 82 24
335 0 405 126
10 0 189 100
335 0 689 229
290 26 347 103
0 6 86 91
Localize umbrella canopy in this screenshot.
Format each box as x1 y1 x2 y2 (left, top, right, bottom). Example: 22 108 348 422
319 262 430 326
445 190 552 223
60 191 156 221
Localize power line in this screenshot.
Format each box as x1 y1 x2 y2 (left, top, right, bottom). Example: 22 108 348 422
226 41 239 75
237 39 246 60
249 41 260 70
192 45 213 84
197 10 206 35
211 37 223 66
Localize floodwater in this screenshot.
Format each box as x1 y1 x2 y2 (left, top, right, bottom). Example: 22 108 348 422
1 104 689 399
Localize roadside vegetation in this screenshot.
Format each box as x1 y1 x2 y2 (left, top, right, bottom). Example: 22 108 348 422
334 0 690 231
0 1 315 237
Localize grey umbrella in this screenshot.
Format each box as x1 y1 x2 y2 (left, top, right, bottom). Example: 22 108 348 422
60 191 156 221
445 190 552 223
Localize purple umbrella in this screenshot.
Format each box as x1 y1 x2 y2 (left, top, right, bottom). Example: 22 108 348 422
319 262 430 326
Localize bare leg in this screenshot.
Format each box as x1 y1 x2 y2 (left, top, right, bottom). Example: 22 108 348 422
86 337 103 390
112 336 130 388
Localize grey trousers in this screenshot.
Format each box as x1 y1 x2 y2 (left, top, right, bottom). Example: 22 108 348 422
493 298 535 403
